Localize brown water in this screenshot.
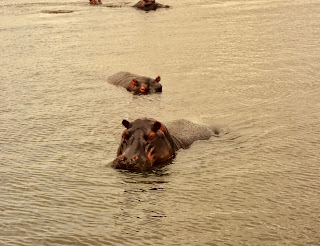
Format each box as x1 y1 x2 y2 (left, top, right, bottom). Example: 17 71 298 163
1 0 320 245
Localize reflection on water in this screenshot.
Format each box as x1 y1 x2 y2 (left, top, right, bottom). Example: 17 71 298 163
1 0 319 245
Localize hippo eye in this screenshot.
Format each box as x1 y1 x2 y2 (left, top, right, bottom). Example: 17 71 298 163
147 131 155 140
122 131 129 141
140 86 147 93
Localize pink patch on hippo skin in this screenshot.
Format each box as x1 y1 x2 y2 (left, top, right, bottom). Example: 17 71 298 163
147 150 155 165
130 79 138 89
158 123 166 134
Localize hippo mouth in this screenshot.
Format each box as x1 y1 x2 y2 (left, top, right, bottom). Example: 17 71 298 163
112 153 153 171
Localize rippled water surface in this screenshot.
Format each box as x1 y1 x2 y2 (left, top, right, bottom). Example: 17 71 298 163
1 0 320 245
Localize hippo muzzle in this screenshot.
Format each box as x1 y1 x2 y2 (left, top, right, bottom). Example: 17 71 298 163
112 154 152 170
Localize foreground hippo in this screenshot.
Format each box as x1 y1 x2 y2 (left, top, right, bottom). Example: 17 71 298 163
133 0 170 11
112 118 216 171
108 72 162 95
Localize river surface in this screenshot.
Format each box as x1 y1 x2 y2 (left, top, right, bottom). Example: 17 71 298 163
1 0 320 245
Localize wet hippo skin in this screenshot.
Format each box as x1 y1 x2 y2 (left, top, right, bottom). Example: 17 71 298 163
108 72 162 95
112 118 216 171
133 0 170 11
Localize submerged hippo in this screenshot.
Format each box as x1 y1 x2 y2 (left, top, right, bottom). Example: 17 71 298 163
108 72 162 95
133 0 170 11
112 118 216 171
89 0 102 4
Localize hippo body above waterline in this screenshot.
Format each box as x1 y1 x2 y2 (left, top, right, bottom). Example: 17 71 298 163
89 0 101 4
108 72 162 95
133 0 170 11
112 118 216 171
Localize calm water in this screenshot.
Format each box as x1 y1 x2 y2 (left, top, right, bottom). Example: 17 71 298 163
1 0 320 245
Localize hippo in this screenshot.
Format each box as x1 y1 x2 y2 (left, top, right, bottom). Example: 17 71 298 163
112 118 216 171
89 0 102 4
42 10 74 14
108 72 162 95
133 0 170 11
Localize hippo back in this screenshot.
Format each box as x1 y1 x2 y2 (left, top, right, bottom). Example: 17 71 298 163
165 120 213 150
107 72 134 86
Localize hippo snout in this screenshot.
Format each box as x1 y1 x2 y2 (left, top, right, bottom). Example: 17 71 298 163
150 85 162 93
156 85 162 92
112 155 151 170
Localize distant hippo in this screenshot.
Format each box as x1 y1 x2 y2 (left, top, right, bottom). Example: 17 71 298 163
133 0 170 11
108 72 162 95
89 0 102 4
112 118 216 171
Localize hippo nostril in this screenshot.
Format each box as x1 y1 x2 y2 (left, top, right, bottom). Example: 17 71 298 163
119 155 128 164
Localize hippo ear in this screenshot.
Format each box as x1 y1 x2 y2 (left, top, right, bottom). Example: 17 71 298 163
131 79 138 86
155 76 161 82
152 121 162 132
122 119 131 129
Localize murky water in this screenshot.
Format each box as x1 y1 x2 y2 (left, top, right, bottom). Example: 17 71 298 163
1 0 319 245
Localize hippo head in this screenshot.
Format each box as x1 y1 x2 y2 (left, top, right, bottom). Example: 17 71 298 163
112 118 175 171
89 0 101 4
134 0 169 11
129 76 162 95
136 0 157 10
